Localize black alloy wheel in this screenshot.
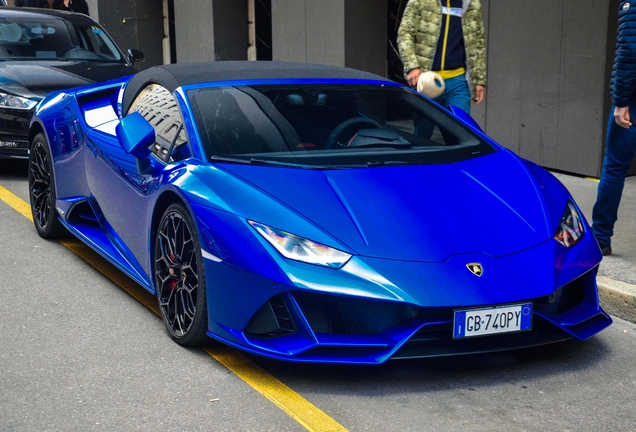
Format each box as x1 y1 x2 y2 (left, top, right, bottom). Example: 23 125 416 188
154 203 208 346
28 133 65 239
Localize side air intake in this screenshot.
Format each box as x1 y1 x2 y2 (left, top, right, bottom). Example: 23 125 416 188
244 295 295 338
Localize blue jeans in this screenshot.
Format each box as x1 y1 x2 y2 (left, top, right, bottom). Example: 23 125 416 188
591 105 636 246
415 75 472 138
431 74 472 115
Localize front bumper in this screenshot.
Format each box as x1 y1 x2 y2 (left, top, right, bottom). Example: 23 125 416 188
201 232 611 364
0 107 34 159
204 266 611 364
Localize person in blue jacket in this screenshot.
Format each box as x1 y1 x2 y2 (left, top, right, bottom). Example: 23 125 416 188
592 0 636 256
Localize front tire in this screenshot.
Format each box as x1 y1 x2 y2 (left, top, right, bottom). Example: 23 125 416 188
28 133 65 239
154 203 208 346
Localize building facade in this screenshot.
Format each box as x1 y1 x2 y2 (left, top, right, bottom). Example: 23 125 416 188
7 0 628 177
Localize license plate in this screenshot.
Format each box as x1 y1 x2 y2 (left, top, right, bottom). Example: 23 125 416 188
453 303 532 339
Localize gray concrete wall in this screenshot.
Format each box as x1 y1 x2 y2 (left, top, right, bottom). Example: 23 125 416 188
272 0 307 62
173 0 216 63
173 0 247 63
306 0 345 66
272 0 386 74
272 0 345 65
482 0 614 177
87 0 98 21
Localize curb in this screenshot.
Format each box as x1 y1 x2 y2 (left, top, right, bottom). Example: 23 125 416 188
597 275 636 323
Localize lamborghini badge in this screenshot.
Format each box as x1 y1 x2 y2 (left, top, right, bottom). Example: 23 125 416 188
466 263 483 277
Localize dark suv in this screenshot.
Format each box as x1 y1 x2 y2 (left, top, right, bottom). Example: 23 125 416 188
0 7 143 159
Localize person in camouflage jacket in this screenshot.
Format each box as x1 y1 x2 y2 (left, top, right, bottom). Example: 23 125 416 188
397 0 487 113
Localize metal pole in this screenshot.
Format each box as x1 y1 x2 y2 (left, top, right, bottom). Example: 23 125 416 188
248 0 256 60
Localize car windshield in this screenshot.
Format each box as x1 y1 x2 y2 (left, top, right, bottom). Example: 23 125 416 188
188 83 495 168
0 17 123 62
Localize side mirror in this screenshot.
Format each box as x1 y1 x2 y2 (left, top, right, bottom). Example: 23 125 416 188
116 112 154 159
127 48 145 64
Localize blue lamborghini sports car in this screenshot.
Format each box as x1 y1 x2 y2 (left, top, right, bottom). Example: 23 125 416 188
27 61 611 364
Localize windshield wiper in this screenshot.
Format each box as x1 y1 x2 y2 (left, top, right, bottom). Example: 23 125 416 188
210 155 252 164
210 155 314 169
366 160 416 167
248 158 313 168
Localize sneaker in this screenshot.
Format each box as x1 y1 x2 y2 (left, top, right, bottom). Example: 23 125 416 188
600 244 612 256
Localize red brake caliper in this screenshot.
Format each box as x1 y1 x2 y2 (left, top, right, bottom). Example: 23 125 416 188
168 254 177 292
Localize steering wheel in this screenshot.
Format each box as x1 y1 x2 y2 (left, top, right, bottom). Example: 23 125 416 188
325 117 382 149
60 47 105 60
60 47 82 55
59 47 89 59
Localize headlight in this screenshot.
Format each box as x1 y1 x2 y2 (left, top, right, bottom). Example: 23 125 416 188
554 200 584 247
0 91 38 110
249 221 352 268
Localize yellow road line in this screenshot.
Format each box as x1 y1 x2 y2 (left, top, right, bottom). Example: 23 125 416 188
206 345 347 432
61 238 161 315
0 185 347 432
0 185 33 220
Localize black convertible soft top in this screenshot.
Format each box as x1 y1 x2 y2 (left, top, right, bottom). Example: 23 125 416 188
122 61 392 115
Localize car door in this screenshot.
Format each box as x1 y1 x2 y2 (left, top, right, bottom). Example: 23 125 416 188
83 83 190 281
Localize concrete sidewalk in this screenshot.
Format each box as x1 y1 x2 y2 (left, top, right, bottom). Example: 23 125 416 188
556 173 636 323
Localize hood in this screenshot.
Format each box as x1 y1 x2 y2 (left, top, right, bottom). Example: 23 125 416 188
0 61 135 99
218 151 553 262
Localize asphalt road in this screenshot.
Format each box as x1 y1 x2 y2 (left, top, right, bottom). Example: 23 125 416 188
1 159 636 432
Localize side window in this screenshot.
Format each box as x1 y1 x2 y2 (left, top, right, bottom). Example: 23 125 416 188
128 84 190 162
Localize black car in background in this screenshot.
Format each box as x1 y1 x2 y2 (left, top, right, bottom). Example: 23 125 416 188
0 7 143 159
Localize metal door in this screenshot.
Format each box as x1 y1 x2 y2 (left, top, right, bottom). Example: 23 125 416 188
98 0 164 69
